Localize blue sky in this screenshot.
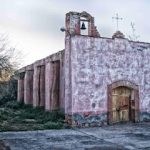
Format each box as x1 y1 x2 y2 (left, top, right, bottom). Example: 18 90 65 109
0 0 150 66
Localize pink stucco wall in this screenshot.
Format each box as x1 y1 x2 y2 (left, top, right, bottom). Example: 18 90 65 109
65 35 150 120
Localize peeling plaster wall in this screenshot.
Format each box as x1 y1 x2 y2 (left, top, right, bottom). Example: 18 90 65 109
64 36 72 114
67 35 150 124
17 50 65 111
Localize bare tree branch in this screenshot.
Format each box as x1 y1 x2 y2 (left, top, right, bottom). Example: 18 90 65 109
0 33 22 81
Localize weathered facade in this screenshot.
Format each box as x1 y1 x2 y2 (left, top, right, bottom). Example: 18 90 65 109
17 11 150 127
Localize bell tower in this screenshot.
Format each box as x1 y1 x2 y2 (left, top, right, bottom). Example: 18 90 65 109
65 11 100 37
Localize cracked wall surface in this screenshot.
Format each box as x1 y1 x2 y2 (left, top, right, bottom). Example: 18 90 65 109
16 11 150 127
65 35 150 126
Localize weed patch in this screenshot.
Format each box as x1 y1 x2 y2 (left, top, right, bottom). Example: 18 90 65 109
0 100 65 131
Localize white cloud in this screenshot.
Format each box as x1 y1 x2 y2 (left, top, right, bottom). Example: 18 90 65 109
0 0 150 65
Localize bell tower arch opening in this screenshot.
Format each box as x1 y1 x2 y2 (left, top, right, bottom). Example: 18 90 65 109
65 11 100 37
80 16 88 36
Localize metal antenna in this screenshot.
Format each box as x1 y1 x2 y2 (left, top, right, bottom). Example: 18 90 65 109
129 22 140 41
112 13 123 31
131 22 136 38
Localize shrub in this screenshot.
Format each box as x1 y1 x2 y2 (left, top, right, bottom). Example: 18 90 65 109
43 121 64 129
4 101 23 109
0 76 17 106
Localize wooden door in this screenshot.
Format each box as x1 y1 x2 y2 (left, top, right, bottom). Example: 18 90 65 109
111 86 131 123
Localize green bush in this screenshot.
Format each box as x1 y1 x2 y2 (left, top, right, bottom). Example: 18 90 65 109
4 101 23 109
0 77 17 106
7 76 17 100
43 121 64 129
0 93 65 131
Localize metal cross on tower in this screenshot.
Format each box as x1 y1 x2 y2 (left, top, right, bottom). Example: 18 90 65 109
112 13 123 31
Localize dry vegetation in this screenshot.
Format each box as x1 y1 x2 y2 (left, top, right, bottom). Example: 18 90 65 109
0 34 65 131
0 100 65 131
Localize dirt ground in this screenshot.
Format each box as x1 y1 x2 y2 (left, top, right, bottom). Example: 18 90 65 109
0 122 150 150
0 141 10 150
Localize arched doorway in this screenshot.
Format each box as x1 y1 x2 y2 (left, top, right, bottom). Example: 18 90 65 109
108 80 139 124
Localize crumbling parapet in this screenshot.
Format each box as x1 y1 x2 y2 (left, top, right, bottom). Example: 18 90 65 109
66 11 100 37
112 30 125 39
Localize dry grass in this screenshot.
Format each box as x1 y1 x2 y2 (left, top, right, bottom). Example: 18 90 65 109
0 100 65 131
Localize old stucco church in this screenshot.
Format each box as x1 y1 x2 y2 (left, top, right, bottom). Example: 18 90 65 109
17 11 150 127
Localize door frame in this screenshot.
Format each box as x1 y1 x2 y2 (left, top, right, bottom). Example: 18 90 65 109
107 80 140 124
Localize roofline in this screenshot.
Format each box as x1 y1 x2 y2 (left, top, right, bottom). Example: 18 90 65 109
70 34 150 45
